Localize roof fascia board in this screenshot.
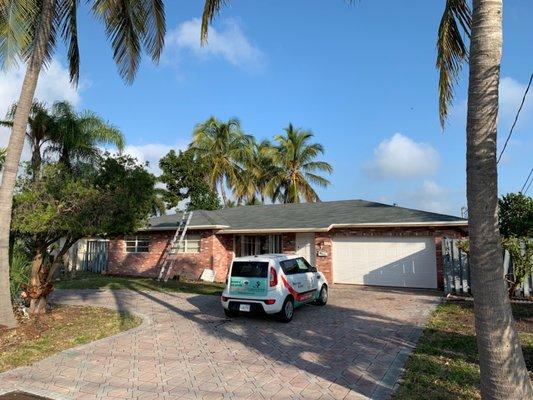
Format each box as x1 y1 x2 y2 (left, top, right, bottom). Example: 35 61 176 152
216 221 468 234
138 225 230 231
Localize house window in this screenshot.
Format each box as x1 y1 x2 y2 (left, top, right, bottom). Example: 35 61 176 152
240 235 282 256
175 233 202 253
125 236 150 253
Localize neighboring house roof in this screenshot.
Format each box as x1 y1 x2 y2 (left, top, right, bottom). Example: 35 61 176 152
144 199 467 233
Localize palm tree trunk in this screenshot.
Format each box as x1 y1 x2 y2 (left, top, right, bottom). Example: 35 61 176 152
0 0 55 328
467 0 533 397
30 143 42 181
219 180 228 207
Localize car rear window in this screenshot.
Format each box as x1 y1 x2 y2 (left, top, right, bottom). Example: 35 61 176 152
231 261 269 278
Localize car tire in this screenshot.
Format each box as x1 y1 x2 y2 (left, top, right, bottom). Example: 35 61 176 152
224 308 238 318
278 296 294 323
315 285 328 306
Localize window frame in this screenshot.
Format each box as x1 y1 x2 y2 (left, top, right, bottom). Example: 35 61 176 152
175 233 202 254
239 234 282 256
124 236 150 253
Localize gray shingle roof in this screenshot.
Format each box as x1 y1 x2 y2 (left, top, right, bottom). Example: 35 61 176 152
145 199 467 232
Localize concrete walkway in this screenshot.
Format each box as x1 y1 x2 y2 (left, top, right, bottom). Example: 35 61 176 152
0 287 440 400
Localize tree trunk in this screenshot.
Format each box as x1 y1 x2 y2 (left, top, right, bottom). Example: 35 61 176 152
219 180 228 207
467 1 533 398
0 0 55 328
28 246 46 315
30 141 42 181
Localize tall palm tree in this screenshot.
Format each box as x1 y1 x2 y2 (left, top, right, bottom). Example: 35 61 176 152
438 1 532 397
0 0 165 327
189 117 252 206
201 1 533 396
46 101 124 169
267 124 332 203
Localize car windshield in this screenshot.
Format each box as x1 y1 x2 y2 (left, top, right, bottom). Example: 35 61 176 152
231 261 269 278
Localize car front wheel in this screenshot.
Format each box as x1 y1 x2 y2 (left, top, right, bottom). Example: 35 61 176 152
278 297 294 323
315 285 328 306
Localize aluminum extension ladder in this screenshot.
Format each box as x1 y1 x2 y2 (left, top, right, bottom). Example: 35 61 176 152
156 211 193 282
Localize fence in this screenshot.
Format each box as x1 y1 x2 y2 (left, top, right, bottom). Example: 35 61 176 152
82 239 109 273
442 238 533 298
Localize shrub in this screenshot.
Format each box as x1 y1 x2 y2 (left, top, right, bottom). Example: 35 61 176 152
9 241 32 302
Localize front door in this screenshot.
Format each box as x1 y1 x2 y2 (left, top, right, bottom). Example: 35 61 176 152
295 233 316 266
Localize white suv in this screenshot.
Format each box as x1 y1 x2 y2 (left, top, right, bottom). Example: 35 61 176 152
221 254 328 322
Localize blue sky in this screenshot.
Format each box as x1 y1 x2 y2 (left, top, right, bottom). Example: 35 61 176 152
1 0 532 216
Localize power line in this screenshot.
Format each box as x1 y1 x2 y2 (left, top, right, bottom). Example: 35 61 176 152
521 167 533 193
525 178 533 195
497 72 533 164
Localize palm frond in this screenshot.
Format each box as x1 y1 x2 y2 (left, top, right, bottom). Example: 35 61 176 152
437 0 471 127
93 0 144 84
57 0 80 84
0 0 38 68
141 0 165 61
303 161 333 174
200 0 225 44
304 172 331 188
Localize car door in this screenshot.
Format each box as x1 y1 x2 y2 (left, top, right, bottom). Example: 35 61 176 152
296 257 318 299
280 258 316 304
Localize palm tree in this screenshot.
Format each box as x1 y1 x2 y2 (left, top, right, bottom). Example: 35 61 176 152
0 0 165 327
1 102 56 180
201 1 533 396
189 117 252 206
46 101 124 169
438 1 532 397
267 124 332 203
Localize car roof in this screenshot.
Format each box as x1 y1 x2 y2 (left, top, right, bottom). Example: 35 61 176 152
232 254 300 263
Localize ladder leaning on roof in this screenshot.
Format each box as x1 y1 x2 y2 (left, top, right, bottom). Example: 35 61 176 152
156 211 193 282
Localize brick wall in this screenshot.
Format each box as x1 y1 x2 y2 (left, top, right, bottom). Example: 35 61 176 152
107 229 234 282
107 226 466 289
107 232 172 277
313 226 467 289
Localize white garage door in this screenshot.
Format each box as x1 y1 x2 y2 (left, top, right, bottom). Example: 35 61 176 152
332 236 437 289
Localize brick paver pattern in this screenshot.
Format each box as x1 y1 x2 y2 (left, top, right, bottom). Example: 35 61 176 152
0 286 439 400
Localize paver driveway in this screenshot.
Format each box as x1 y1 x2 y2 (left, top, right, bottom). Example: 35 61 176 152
0 286 440 400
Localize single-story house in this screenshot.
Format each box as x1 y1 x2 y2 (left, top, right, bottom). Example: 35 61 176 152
107 199 468 290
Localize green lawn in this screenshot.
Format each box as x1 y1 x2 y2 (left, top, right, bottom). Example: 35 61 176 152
0 305 140 372
394 300 533 400
55 272 225 296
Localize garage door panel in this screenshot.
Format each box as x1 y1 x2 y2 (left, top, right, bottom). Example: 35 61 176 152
332 236 437 289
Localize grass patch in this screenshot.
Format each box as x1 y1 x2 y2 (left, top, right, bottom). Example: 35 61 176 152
394 300 533 400
55 272 224 296
0 305 141 372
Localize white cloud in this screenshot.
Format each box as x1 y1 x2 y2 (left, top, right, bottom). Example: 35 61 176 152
364 133 441 179
399 180 454 215
123 142 186 175
0 59 82 160
499 76 533 125
165 18 264 69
